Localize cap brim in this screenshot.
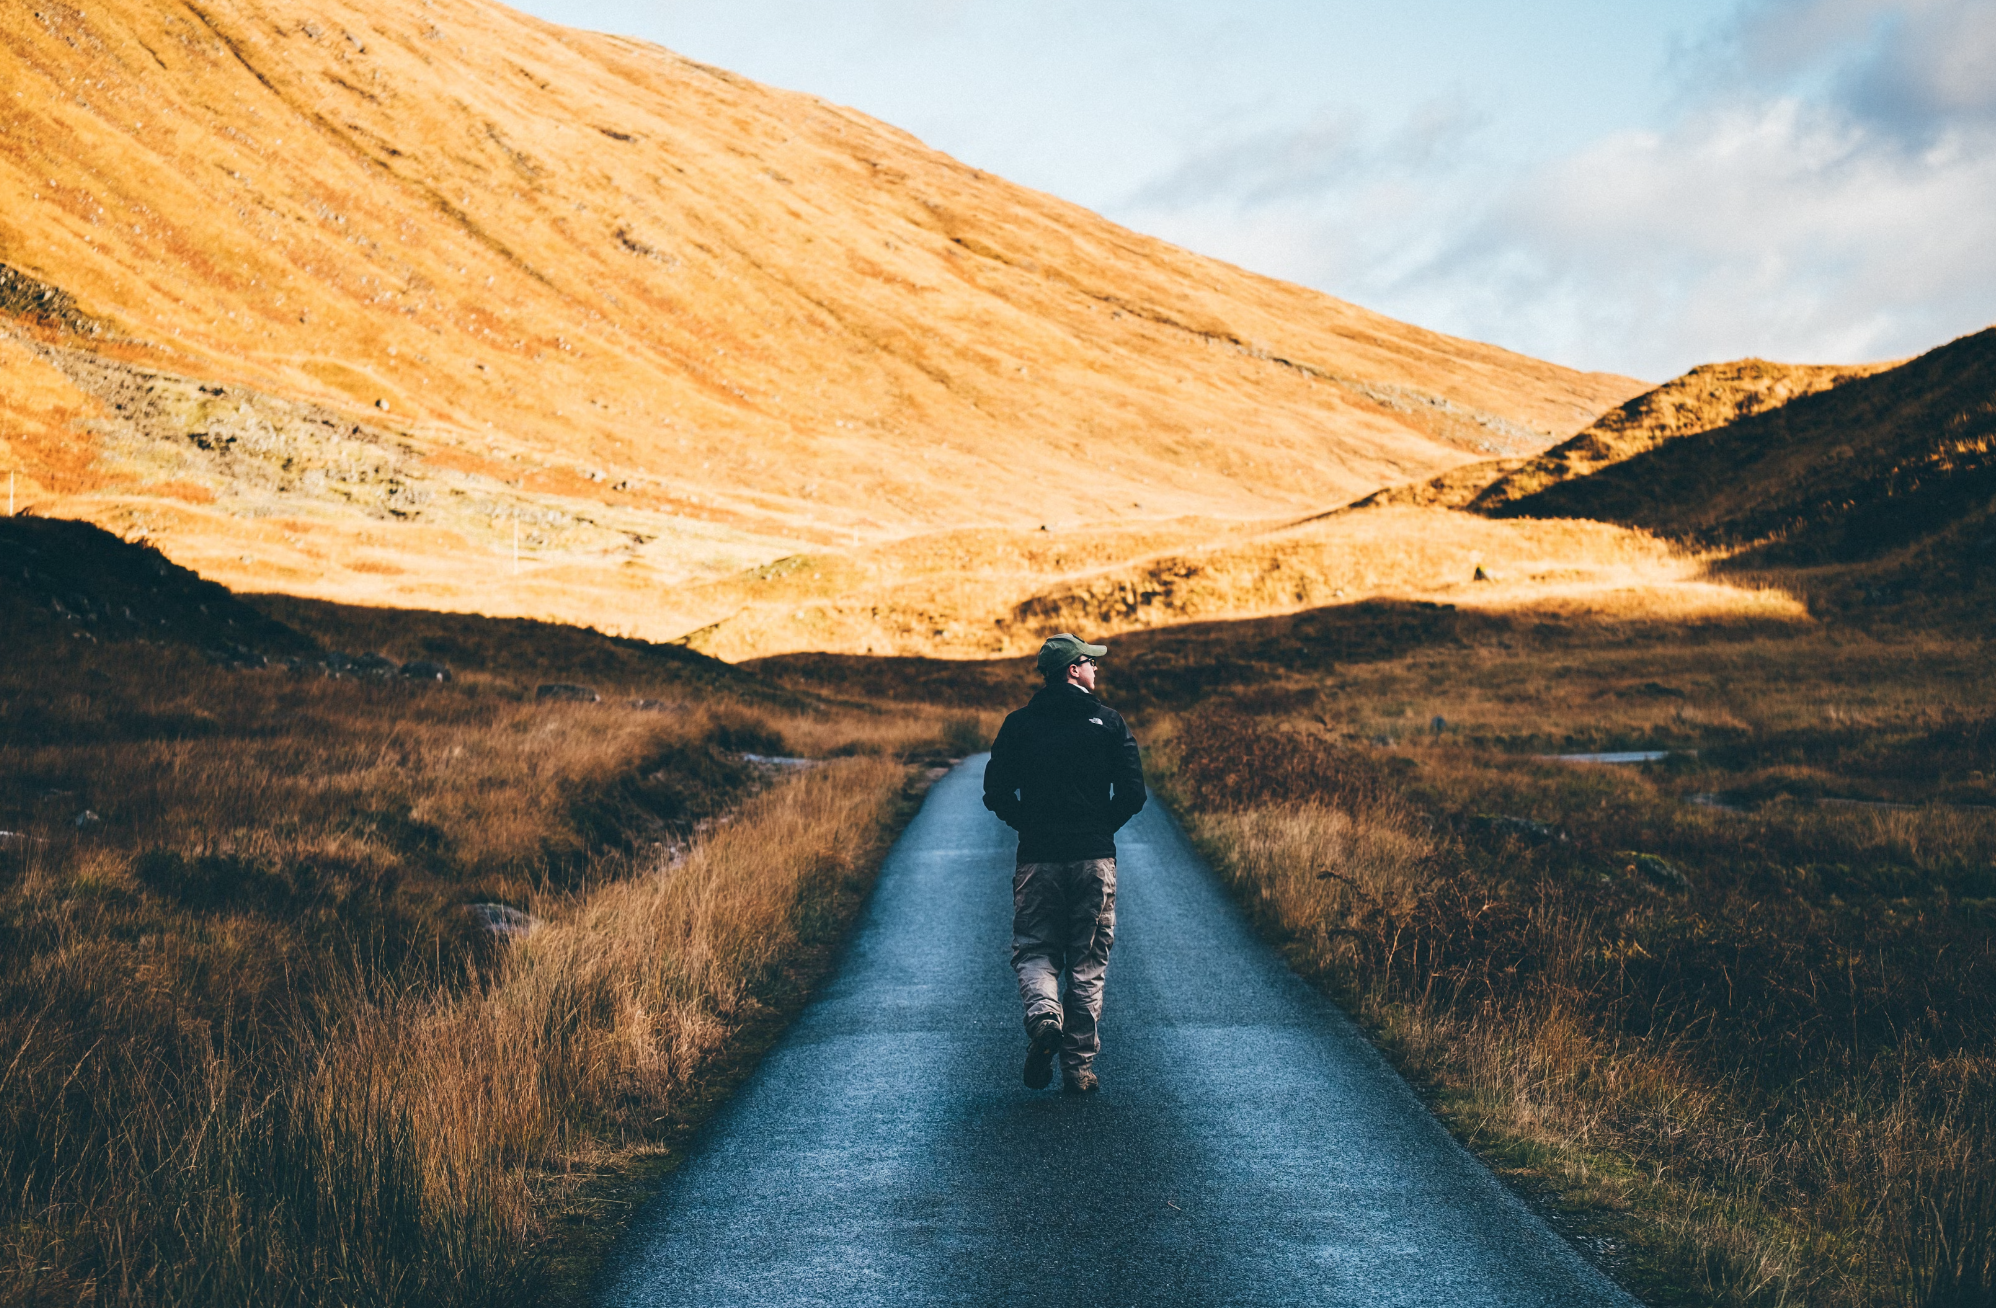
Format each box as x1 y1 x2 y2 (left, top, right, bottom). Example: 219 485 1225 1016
1079 642 1107 657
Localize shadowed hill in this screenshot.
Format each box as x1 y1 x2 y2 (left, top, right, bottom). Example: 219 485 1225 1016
1 512 791 700
1357 358 1888 513
1 513 317 656
0 0 1641 640
1473 358 1890 514
1498 327 1996 567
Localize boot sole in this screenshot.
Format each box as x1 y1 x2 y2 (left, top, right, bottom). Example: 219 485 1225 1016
1022 1025 1061 1089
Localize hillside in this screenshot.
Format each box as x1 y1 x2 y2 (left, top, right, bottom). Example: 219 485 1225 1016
1499 327 1996 568
1356 357 1888 513
1474 357 1890 513
0 0 1642 641
671 503 1808 661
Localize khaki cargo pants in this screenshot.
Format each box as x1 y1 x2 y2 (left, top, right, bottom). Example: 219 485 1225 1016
1011 858 1117 1072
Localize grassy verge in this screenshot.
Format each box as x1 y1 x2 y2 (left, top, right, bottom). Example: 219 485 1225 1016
0 588 989 1306
1143 625 1995 1306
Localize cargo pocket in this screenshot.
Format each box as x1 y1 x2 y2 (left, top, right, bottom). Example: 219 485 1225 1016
1087 864 1117 959
1012 864 1037 912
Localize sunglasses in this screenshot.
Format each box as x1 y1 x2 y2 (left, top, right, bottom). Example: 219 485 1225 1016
1075 657 1099 668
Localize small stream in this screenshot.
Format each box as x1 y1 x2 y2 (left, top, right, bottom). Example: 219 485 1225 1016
1538 750 1673 764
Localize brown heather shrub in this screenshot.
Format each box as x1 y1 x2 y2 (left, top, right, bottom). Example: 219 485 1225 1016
0 607 965 1307
1159 653 1996 1308
1171 713 1397 814
1 759 904 1308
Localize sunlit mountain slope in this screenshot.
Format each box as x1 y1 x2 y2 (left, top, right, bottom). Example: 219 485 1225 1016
0 0 1642 638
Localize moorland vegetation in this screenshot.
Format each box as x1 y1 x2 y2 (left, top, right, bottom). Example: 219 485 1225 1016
1160 633 1995 1308
0 516 986 1306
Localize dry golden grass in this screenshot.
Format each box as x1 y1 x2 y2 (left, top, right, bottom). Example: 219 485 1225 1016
283 756 907 1304
679 514 1281 659
1143 623 1996 1307
677 503 1809 660
0 598 975 1306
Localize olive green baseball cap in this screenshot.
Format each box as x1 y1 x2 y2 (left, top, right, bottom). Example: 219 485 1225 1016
1035 632 1107 677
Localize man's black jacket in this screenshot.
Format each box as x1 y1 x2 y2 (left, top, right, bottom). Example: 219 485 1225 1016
982 682 1146 863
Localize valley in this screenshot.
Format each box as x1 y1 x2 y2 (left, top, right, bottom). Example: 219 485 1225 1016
3 1 1993 1305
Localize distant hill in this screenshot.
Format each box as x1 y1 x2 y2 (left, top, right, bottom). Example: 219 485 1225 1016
1356 358 1888 514
0 513 787 698
1497 327 1996 569
0 0 1642 642
1475 358 1891 514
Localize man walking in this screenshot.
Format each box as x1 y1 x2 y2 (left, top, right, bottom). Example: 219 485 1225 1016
982 632 1146 1093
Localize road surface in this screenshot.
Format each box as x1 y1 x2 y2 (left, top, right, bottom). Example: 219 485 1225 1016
597 756 1634 1307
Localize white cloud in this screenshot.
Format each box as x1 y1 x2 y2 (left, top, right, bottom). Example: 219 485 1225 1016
1119 0 1996 380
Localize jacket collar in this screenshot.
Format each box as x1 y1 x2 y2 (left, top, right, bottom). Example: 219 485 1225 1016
1028 681 1104 716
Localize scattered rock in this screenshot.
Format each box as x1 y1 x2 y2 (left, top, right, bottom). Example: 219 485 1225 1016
0 262 105 335
466 903 541 937
399 660 451 682
629 698 684 712
1621 681 1687 699
324 651 399 679
1474 813 1566 843
1472 565 1492 581
73 810 102 830
536 682 600 702
350 653 399 679
204 643 269 669
375 398 390 411
1622 852 1690 893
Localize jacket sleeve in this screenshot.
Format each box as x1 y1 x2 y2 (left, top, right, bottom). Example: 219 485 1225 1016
982 716 1025 829
1107 714 1147 830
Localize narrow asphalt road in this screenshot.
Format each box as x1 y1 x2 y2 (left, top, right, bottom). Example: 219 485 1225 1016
597 756 1635 1307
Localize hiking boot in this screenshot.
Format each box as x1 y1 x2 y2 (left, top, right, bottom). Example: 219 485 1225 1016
1022 1016 1062 1090
1063 1066 1100 1094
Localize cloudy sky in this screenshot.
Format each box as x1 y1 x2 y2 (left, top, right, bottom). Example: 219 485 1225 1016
517 0 1995 382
